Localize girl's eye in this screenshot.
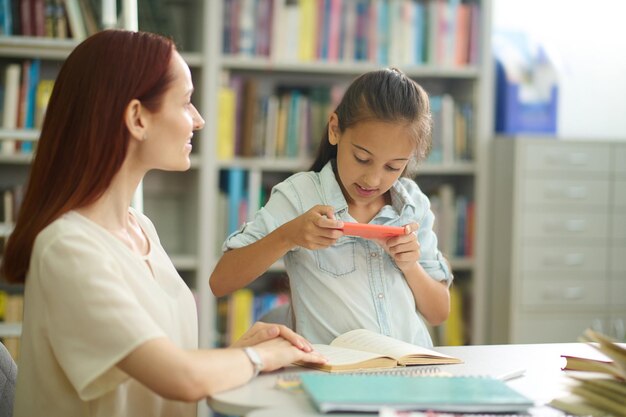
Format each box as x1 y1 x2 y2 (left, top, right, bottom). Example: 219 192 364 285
354 155 368 164
386 165 402 172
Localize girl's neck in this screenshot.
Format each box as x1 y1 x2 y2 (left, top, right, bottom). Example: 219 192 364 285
348 192 390 223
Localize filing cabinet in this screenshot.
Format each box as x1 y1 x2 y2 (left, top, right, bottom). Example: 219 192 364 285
489 138 626 343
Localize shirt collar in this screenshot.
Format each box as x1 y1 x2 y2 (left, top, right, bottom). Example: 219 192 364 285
320 160 349 215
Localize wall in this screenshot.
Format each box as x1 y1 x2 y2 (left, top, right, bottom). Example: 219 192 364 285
494 0 626 140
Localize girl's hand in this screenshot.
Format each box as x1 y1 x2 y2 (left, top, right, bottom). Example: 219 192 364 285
281 205 343 250
376 223 420 273
253 337 327 373
231 322 313 352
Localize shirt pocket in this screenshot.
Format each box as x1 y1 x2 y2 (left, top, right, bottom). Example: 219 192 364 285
315 237 356 277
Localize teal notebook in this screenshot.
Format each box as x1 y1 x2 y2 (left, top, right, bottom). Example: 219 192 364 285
300 374 534 413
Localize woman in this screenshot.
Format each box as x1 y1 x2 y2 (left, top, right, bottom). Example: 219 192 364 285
0 30 324 417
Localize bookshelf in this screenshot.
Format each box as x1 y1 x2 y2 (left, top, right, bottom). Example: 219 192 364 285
206 0 494 346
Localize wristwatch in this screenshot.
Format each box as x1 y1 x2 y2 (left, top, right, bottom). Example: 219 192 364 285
243 347 264 377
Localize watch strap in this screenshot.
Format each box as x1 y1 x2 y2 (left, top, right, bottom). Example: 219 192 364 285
243 347 264 377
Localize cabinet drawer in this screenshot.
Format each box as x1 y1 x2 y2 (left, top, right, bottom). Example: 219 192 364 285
522 142 611 173
609 277 626 308
512 313 607 343
521 212 609 240
521 278 607 308
522 179 610 207
614 145 626 175
610 246 626 272
521 246 608 272
611 214 626 241
614 180 626 207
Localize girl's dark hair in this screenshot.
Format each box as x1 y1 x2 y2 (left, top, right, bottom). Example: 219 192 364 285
1 30 175 284
310 68 432 174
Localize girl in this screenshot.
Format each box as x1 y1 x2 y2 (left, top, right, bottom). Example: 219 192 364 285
1 30 324 417
210 68 452 347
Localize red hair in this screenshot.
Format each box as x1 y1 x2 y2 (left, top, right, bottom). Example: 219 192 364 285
1 30 175 283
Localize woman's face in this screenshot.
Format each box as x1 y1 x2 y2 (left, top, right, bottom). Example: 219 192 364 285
329 113 415 210
140 51 204 171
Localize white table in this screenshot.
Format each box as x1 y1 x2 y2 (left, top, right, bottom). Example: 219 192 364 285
208 343 605 416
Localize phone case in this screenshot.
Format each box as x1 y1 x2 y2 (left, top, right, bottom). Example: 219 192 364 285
340 222 405 239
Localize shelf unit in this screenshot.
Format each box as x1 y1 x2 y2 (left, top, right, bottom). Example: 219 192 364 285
205 0 494 346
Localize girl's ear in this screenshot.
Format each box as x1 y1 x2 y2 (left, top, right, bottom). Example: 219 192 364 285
328 112 340 145
124 99 148 142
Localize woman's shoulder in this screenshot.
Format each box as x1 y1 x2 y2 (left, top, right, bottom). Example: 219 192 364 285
31 212 103 264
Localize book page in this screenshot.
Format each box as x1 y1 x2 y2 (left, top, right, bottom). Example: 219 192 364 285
312 344 392 366
330 329 454 361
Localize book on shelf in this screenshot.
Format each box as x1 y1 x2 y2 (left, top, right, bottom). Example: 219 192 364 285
299 373 533 414
218 288 290 346
550 329 626 417
2 63 21 155
0 291 24 362
295 328 461 373
223 0 479 66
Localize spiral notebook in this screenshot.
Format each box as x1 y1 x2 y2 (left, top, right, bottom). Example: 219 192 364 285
299 374 534 413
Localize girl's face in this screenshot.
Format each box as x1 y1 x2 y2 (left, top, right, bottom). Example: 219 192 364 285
329 113 416 210
140 51 204 171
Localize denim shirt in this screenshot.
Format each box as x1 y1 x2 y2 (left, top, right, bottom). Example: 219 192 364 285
223 161 453 346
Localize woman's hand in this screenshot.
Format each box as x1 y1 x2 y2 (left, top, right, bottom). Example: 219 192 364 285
231 322 314 352
376 223 421 273
231 322 327 374
280 205 343 250
253 337 327 373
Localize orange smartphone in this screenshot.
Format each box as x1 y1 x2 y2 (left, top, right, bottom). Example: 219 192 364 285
340 222 406 239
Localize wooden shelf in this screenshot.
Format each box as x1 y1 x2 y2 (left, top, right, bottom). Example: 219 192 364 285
221 56 480 79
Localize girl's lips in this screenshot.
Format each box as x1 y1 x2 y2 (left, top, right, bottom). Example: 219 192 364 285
354 184 377 197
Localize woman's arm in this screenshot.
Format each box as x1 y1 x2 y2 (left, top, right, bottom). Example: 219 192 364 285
117 323 326 401
209 205 343 297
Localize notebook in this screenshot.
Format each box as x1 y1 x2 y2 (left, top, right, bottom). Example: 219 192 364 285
299 374 534 413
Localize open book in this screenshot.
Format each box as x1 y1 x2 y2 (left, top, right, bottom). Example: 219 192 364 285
296 329 462 372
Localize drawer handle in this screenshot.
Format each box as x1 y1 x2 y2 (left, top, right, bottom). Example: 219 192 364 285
568 152 590 166
566 186 588 199
565 253 584 266
544 185 588 200
563 286 584 299
565 219 586 232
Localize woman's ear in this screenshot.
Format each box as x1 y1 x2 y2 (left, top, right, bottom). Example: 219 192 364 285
124 99 148 142
328 112 340 145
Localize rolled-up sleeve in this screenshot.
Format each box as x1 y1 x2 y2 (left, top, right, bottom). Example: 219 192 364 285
411 185 454 285
222 179 302 251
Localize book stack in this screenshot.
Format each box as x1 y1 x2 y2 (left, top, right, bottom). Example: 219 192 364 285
550 329 626 417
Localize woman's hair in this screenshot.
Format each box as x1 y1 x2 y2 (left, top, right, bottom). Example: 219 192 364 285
1 30 175 284
310 68 432 174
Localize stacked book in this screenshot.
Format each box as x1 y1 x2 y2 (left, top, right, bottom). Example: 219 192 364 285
550 329 626 416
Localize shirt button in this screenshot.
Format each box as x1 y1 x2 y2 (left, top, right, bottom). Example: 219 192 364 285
371 253 377 258
378 293 384 299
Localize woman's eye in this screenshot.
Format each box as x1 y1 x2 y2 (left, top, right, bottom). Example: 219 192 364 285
386 166 402 172
354 156 368 164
